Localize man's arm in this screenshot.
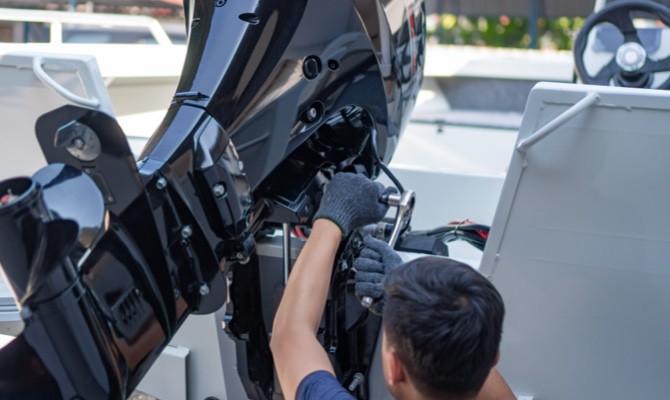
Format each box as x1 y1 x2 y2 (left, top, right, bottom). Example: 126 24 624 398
270 219 342 400
270 173 390 399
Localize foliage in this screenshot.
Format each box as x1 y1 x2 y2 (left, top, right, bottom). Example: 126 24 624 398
427 14 585 50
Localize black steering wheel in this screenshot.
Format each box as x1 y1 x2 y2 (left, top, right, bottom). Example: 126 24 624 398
574 0 670 89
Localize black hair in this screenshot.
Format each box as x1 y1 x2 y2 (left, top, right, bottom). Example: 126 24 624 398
382 256 505 399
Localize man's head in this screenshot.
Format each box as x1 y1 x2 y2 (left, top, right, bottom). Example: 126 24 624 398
381 256 505 399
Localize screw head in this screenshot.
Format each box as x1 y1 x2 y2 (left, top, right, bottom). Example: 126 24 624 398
181 225 193 238
73 137 85 149
156 177 167 190
199 284 210 296
235 252 250 264
306 107 318 122
213 183 226 198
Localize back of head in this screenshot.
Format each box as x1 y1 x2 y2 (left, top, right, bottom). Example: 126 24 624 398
382 256 505 399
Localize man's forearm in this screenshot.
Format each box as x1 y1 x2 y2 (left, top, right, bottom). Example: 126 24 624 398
273 219 341 333
270 219 343 399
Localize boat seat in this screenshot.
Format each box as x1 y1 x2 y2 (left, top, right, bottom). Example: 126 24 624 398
480 82 670 399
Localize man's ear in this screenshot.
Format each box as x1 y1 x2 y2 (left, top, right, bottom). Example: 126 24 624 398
387 350 406 386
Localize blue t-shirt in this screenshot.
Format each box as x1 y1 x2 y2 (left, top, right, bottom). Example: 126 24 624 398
296 370 355 400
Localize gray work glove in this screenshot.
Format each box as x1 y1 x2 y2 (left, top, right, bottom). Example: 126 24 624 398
313 172 393 237
354 235 403 315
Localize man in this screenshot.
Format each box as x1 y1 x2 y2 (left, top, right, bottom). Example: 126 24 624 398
270 173 514 399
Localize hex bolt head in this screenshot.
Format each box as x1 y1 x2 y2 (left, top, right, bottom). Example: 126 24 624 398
236 252 250 264
181 225 193 239
156 177 167 190
305 106 318 122
73 137 86 149
213 183 226 198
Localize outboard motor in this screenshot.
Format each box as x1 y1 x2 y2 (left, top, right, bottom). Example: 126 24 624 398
0 0 425 398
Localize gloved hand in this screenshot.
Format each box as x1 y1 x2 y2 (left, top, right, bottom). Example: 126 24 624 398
354 235 403 315
313 172 393 237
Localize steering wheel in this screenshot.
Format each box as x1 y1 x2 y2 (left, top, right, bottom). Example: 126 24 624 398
574 0 670 89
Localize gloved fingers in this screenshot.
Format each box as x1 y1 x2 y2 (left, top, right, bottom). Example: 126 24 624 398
314 173 393 235
381 186 399 199
359 247 381 261
363 235 393 252
355 281 384 300
375 186 398 216
382 250 403 268
356 271 384 284
353 257 384 274
363 235 403 268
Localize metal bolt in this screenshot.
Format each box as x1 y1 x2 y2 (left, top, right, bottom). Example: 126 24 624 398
302 55 322 79
72 137 85 149
305 106 318 122
213 183 226 198
181 225 193 239
235 252 250 264
215 0 226 6
156 177 167 190
199 284 210 296
237 160 244 171
106 196 114 203
174 288 181 299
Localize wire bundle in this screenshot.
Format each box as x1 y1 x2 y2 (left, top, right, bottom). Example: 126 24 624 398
416 219 490 251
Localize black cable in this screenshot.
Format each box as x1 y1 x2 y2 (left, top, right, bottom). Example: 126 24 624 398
414 221 490 251
369 128 404 193
378 161 404 193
